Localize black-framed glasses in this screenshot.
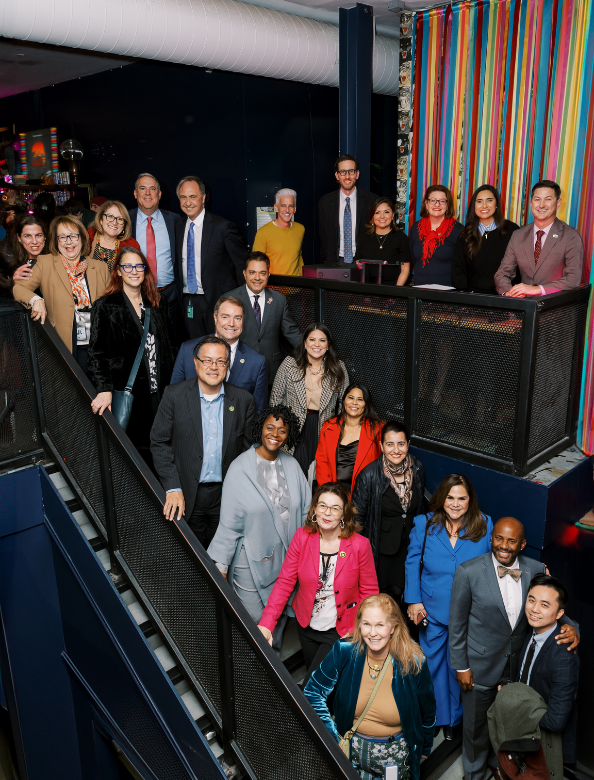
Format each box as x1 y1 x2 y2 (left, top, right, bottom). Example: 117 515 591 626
337 169 358 176
427 198 448 206
120 263 146 273
195 357 229 368
57 233 81 244
104 214 126 225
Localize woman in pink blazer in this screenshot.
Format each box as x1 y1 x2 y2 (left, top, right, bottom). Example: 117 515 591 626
258 482 379 677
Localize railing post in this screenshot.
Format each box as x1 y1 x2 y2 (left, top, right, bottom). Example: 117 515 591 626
404 296 421 435
217 604 237 763
512 303 539 476
96 421 123 578
316 285 326 324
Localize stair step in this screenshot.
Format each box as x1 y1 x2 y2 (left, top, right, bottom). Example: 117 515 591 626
96 548 111 571
154 645 176 672
127 600 149 625
181 690 206 722
167 667 184 686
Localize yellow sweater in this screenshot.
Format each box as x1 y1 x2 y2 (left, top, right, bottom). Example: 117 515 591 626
252 220 305 276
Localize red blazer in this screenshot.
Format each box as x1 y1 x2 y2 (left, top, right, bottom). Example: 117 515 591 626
259 526 378 636
315 418 382 495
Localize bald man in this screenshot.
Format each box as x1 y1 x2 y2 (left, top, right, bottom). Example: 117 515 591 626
449 518 579 780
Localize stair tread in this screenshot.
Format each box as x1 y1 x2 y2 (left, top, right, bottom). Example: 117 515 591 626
181 690 206 721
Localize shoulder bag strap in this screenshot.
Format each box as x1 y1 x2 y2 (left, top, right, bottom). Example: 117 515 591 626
344 654 392 740
124 309 151 392
419 514 430 577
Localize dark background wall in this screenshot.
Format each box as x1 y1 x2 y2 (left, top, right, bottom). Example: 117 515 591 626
0 60 397 262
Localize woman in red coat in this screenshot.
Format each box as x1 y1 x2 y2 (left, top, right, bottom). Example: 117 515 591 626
258 482 378 677
315 383 382 495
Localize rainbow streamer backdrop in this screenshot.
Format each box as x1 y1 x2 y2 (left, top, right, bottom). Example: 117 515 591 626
409 0 594 454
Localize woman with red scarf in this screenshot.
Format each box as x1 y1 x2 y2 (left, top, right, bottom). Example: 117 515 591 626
409 185 462 286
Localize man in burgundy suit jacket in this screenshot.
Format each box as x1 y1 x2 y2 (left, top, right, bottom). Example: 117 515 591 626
494 180 583 297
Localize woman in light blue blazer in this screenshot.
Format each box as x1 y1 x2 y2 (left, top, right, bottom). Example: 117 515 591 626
404 473 492 737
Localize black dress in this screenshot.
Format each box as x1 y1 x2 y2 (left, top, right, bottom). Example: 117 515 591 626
336 439 358 487
451 221 520 294
377 479 420 591
354 229 411 284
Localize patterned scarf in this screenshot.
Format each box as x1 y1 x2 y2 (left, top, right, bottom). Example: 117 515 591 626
60 256 90 308
417 216 457 266
382 453 413 511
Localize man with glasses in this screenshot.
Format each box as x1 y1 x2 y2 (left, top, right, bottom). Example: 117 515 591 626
495 180 583 297
174 175 246 340
151 336 256 547
318 155 378 266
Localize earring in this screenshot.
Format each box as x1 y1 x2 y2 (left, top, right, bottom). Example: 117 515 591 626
339 518 345 529
312 517 318 524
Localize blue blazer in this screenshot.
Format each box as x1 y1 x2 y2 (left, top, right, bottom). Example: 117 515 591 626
170 336 268 411
304 639 436 780
404 512 493 625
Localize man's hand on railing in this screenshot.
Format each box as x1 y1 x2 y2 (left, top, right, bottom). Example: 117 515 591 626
91 392 113 415
163 490 185 521
257 625 273 646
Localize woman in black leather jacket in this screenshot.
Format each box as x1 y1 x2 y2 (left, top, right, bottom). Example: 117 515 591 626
352 421 426 601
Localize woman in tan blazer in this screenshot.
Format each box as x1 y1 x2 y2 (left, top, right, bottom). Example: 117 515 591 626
270 321 349 477
13 215 110 370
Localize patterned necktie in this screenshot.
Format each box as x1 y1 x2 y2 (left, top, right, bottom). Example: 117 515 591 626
534 229 545 264
186 222 198 294
497 565 522 581
343 197 353 264
520 639 537 684
253 294 262 329
146 216 158 283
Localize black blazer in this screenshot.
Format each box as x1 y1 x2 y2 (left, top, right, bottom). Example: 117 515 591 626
150 378 256 512
318 188 378 264
128 207 180 275
174 211 246 307
227 283 302 383
517 629 579 762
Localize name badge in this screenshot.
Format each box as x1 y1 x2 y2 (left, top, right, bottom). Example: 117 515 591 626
76 325 87 342
186 305 193 319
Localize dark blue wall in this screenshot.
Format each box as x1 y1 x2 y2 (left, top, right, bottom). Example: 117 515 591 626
0 61 398 261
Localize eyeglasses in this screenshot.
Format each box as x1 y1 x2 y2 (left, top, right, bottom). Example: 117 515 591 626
104 214 125 225
337 169 358 177
196 357 229 367
427 198 448 206
57 234 81 244
316 502 343 516
120 263 146 273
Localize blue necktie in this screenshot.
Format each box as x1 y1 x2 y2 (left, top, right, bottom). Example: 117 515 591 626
187 222 198 294
343 197 353 263
253 294 262 329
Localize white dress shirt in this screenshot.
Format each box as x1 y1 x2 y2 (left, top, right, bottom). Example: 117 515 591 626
182 210 205 295
493 553 523 627
519 622 557 685
245 284 266 327
226 340 239 379
339 188 357 258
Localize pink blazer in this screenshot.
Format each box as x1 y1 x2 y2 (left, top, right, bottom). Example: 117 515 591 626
259 526 379 636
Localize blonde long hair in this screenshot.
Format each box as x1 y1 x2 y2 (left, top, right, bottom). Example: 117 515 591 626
350 594 423 676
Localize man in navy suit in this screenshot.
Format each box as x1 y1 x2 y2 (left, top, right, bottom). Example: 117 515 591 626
516 573 579 769
129 173 181 341
171 295 267 411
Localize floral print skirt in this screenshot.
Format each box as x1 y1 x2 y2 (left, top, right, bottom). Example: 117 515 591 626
350 731 411 780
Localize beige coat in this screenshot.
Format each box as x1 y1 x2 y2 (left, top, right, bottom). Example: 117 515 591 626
13 253 110 352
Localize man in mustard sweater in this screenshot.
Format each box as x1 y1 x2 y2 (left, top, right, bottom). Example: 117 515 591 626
252 188 304 276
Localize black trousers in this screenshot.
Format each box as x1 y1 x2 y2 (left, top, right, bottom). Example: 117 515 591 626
187 482 222 549
183 293 211 340
160 283 183 347
297 623 340 679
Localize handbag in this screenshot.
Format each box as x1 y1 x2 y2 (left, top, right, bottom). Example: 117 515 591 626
338 653 392 758
111 309 151 431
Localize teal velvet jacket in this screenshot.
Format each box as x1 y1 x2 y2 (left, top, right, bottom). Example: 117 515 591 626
304 639 436 780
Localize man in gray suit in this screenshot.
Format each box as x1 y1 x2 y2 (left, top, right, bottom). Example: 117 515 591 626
495 180 583 297
449 517 579 780
228 251 302 386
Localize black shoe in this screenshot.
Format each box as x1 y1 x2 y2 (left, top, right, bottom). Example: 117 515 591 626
443 725 456 740
434 725 441 737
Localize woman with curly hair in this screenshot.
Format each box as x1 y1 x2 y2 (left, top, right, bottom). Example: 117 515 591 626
258 482 378 676
208 405 311 647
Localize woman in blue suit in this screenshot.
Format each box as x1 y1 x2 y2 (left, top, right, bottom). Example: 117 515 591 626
404 474 492 739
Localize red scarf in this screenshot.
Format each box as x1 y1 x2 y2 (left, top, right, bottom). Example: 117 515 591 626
417 216 457 266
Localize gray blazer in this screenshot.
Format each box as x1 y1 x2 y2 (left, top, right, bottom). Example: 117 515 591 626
494 218 583 294
269 356 350 454
207 447 311 608
227 284 302 383
449 552 546 687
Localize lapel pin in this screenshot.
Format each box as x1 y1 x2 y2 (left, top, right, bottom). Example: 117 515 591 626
339 551 346 558
240 358 245 363
267 297 273 305
229 406 235 411
552 234 558 238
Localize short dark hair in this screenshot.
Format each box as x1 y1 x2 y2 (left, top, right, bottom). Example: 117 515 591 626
63 197 85 215
251 404 301 450
528 573 568 609
214 295 245 316
192 336 231 361
334 154 359 173
531 180 561 199
245 251 270 270
381 420 409 444
176 175 206 197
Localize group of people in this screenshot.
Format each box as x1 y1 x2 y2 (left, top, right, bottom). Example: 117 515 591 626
0 164 582 780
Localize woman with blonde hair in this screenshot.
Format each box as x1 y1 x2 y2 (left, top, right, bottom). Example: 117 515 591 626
304 593 436 780
88 199 140 273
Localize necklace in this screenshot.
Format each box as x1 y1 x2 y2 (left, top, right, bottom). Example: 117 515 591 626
376 231 392 249
367 658 385 679
97 236 119 260
308 360 325 375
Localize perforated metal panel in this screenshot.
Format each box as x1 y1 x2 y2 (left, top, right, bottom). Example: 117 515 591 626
108 440 222 714
324 291 408 420
528 301 587 458
231 624 337 780
416 301 523 459
34 330 106 526
0 307 38 460
269 285 315 333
